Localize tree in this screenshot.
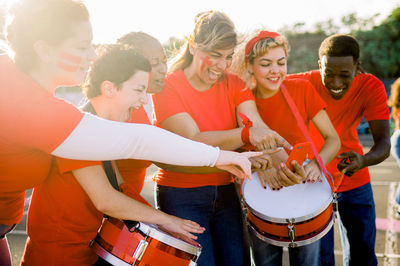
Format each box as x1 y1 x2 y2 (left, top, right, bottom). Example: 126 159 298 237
356 7 400 78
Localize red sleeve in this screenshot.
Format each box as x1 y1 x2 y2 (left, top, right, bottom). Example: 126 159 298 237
56 157 101 174
153 74 186 125
303 80 327 119
362 76 390 121
229 74 255 106
1 90 83 153
287 71 313 80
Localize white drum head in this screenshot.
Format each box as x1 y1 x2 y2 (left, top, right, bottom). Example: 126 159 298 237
243 171 332 223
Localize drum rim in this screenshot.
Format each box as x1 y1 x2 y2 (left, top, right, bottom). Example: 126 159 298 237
244 193 333 223
248 215 334 247
138 222 201 255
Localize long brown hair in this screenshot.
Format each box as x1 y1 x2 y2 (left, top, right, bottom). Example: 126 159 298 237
168 11 237 74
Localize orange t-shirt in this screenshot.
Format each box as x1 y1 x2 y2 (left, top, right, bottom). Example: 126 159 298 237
22 158 102 266
0 55 83 225
289 70 389 192
153 70 254 187
255 79 326 146
22 106 153 266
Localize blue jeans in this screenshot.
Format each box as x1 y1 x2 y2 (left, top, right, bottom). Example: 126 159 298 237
249 226 321 266
320 182 377 266
390 130 400 204
156 183 244 266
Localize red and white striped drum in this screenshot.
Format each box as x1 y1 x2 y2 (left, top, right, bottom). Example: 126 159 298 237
242 171 334 247
91 217 201 265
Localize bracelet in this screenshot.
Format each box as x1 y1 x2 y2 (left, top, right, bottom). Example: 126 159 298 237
238 112 253 144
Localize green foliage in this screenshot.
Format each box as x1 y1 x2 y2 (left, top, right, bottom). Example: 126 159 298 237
355 7 400 78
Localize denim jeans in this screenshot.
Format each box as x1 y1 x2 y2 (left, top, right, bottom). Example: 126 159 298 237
156 183 243 266
390 130 400 204
249 226 321 266
320 182 377 266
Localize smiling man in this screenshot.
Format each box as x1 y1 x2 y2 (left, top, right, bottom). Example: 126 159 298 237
289 34 390 266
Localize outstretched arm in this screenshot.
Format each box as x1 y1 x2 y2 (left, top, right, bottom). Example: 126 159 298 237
305 110 341 181
52 113 219 167
337 120 390 176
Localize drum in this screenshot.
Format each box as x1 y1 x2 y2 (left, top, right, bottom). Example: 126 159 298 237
91 217 201 265
242 171 334 247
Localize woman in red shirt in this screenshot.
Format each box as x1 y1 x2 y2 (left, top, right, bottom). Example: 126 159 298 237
0 1 261 264
231 30 340 265
152 12 296 266
22 44 210 266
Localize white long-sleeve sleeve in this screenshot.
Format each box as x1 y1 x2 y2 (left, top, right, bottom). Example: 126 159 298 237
52 113 219 167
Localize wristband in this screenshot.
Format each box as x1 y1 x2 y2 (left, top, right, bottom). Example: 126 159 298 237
238 112 253 144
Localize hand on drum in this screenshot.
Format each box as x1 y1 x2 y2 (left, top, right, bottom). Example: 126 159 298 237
158 215 205 247
257 160 306 190
215 150 263 179
249 126 292 151
304 158 323 182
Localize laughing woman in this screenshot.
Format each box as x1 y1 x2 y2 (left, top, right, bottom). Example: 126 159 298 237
152 12 292 266
231 29 340 266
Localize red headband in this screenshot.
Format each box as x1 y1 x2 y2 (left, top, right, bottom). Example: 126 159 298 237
244 31 281 61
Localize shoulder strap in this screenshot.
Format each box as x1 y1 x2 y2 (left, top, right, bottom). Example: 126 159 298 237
280 84 338 192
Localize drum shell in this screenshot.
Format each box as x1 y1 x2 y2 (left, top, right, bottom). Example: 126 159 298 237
242 171 334 247
92 217 201 265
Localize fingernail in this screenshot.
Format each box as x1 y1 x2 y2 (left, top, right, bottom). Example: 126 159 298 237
302 180 306 184
272 188 275 191
319 180 322 183
307 180 311 183
280 162 285 168
264 186 267 189
312 180 315 183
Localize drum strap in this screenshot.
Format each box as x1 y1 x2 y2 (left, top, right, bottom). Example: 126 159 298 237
81 101 139 230
280 84 343 192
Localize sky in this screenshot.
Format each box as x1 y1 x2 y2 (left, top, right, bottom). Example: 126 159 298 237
0 0 398 44
82 0 399 45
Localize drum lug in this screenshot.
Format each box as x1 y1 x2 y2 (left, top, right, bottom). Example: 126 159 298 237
286 218 297 248
133 239 148 261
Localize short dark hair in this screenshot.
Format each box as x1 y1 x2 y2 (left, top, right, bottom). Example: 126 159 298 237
319 34 360 62
83 44 151 99
6 0 90 72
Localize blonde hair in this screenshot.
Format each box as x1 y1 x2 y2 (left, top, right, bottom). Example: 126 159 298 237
168 11 237 74
231 29 289 89
388 78 400 117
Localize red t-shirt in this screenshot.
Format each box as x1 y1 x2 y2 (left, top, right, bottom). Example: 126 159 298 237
255 78 326 146
22 106 153 265
153 70 254 187
0 55 83 225
22 158 101 266
289 70 389 192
